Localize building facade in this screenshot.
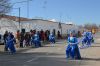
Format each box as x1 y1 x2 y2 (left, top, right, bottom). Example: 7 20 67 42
0 15 79 36
21 19 78 35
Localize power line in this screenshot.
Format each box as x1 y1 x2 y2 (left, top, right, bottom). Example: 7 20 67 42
12 0 32 18
11 0 32 5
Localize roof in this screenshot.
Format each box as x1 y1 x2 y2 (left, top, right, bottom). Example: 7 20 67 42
31 19 74 25
0 14 32 22
0 15 74 26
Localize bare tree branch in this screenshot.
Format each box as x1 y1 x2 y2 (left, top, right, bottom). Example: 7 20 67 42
0 0 11 15
84 23 98 30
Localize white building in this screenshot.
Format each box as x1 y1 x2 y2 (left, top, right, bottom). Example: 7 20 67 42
0 15 79 35
21 19 78 35
0 18 18 34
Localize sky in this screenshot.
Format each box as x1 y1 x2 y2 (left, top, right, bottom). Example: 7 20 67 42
9 0 100 25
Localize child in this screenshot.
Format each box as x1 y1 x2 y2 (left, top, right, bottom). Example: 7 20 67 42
49 33 55 47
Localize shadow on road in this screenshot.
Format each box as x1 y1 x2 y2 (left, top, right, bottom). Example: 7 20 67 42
93 42 100 45
0 52 87 66
82 57 100 61
91 45 100 47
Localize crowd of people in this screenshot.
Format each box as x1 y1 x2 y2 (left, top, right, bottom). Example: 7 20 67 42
15 29 62 48
1 29 95 60
2 29 61 54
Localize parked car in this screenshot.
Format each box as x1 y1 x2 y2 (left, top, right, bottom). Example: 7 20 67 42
0 34 4 45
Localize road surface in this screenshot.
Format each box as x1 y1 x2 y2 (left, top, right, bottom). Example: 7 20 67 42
0 32 100 66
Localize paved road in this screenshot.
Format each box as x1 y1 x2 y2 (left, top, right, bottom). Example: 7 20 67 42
0 32 100 66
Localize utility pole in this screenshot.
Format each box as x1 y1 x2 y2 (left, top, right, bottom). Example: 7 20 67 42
60 13 62 36
27 0 29 18
12 0 32 18
18 7 21 31
27 0 30 30
13 0 32 31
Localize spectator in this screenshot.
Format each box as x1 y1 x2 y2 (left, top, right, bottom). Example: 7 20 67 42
3 31 9 51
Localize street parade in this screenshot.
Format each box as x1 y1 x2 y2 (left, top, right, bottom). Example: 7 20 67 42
0 0 100 66
1 29 95 60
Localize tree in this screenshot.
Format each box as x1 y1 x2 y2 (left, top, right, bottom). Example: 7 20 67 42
0 0 11 15
84 23 98 30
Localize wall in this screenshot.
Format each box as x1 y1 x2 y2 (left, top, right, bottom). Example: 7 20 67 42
21 19 78 35
0 18 19 35
0 18 79 35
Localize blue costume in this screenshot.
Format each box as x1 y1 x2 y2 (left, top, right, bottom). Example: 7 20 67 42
88 32 94 43
82 31 93 47
49 34 55 44
6 35 16 54
66 36 81 59
82 31 88 46
87 31 94 46
32 34 41 47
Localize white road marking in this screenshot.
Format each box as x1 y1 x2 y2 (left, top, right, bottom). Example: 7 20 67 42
26 57 39 63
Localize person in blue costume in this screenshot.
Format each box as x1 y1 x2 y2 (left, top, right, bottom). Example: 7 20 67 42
87 31 93 46
82 31 88 47
49 33 55 46
66 32 81 59
81 30 93 49
6 33 16 54
32 33 41 48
